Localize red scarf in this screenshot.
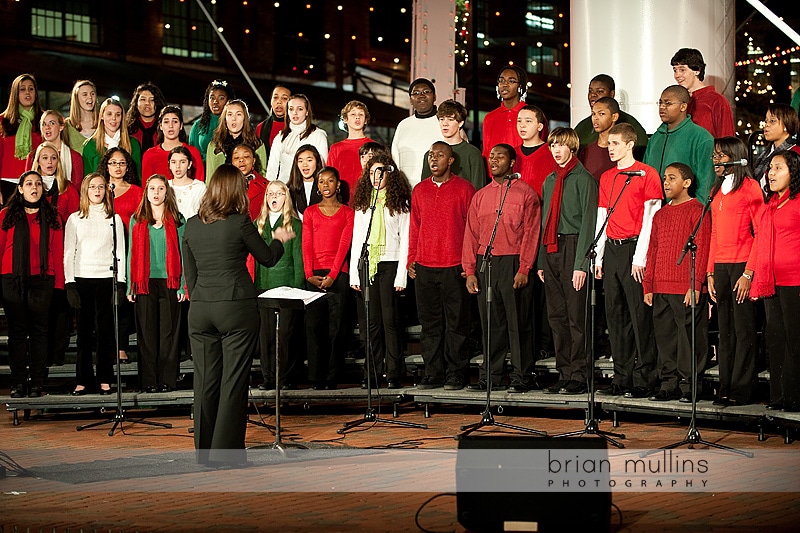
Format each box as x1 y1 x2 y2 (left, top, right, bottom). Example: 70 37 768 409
130 214 182 295
542 156 579 253
750 195 778 299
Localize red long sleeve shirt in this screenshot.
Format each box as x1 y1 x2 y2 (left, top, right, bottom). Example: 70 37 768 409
643 199 710 295
140 143 206 182
408 175 475 269
327 137 373 201
301 203 354 280
0 209 65 289
707 177 764 273
514 143 556 197
462 178 541 277
688 85 735 139
483 102 549 166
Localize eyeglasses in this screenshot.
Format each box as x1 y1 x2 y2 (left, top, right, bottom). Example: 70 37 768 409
88 185 106 191
107 161 127 167
711 153 728 160
410 89 433 97
266 192 286 198
497 77 519 85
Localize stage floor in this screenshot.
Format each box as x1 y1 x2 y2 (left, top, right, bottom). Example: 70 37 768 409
2 387 799 532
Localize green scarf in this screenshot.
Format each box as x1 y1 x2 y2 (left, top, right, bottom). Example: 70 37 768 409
15 107 35 160
367 188 387 283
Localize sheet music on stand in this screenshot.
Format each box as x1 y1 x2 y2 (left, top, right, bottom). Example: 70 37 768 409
259 287 327 309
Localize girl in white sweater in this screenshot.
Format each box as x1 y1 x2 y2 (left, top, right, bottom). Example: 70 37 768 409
266 94 328 183
63 172 126 395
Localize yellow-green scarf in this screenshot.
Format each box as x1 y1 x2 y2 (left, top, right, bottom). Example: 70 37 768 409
15 107 35 160
367 188 387 283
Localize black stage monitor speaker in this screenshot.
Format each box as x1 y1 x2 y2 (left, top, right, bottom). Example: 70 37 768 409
456 436 611 532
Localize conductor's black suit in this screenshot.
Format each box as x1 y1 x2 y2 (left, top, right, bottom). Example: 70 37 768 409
183 213 284 464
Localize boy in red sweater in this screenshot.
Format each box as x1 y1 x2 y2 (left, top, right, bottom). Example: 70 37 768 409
643 162 710 402
409 142 476 389
514 105 556 197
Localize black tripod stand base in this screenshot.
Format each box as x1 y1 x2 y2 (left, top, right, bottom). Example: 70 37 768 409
457 410 547 439
551 419 626 448
655 427 753 457
76 410 173 436
338 409 427 434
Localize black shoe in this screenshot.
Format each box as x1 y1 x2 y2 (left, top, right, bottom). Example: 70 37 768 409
443 377 464 391
361 379 368 389
10 384 25 398
387 379 401 390
507 381 529 394
597 384 626 396
466 379 505 391
766 402 785 410
145 386 160 393
650 389 680 402
624 387 652 399
99 385 113 395
545 379 569 394
416 376 443 390
71 387 88 396
258 382 275 391
280 383 296 391
160 385 172 393
27 386 43 398
712 396 730 407
679 392 692 403
560 380 588 394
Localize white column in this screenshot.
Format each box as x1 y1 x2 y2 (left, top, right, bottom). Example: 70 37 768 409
570 0 735 133
411 0 457 101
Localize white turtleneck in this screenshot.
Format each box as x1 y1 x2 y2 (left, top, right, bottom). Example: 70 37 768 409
265 121 329 183
63 203 126 283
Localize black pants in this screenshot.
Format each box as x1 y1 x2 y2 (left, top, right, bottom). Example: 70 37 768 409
415 264 471 383
135 279 181 389
258 300 301 384
2 274 54 387
75 277 116 387
652 293 709 394
764 286 800 410
356 261 404 380
190 299 259 464
542 235 588 383
604 240 658 390
713 262 757 403
475 255 534 385
46 288 72 366
305 269 349 385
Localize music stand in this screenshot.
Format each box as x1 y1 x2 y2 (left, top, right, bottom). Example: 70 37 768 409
77 182 172 436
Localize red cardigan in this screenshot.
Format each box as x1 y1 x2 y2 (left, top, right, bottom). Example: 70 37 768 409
707 178 764 272
301 204 354 280
0 208 65 289
0 127 42 181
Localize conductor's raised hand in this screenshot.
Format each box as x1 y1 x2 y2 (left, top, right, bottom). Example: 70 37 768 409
272 226 296 243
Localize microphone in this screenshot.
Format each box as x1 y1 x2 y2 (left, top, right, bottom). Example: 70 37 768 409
109 183 115 191
714 159 748 167
619 170 646 176
504 172 522 180
380 165 395 173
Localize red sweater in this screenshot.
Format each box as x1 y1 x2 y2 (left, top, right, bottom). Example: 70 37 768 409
767 194 800 287
0 127 42 181
687 85 735 139
301 203 354 280
483 102 549 166
643 199 710 295
141 143 206 182
113 184 144 233
408 175 475 269
54 183 80 226
25 146 84 188
327 137 373 201
707 177 764 272
0 209 65 288
462 178 541 276
514 143 556 197
579 142 615 182
246 173 268 221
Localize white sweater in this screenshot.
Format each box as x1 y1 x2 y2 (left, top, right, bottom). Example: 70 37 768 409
390 114 443 188
266 122 328 183
64 203 126 283
349 206 410 289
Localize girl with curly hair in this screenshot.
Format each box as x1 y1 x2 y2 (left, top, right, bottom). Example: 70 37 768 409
349 153 411 388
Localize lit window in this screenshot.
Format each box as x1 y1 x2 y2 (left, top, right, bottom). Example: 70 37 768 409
31 0 98 44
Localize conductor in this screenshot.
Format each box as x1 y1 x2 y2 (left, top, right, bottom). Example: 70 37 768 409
182 164 295 466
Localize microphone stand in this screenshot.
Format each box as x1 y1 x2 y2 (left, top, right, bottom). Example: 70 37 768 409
647 187 751 457
552 172 633 448
77 182 172 435
340 167 428 433
459 175 546 438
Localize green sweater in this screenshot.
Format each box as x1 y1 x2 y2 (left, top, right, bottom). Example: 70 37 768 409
421 140 487 191
127 216 186 296
82 137 142 185
188 113 219 164
254 215 304 290
205 141 268 184
538 161 598 272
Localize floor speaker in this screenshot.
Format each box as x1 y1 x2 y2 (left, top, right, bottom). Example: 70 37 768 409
456 435 611 532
